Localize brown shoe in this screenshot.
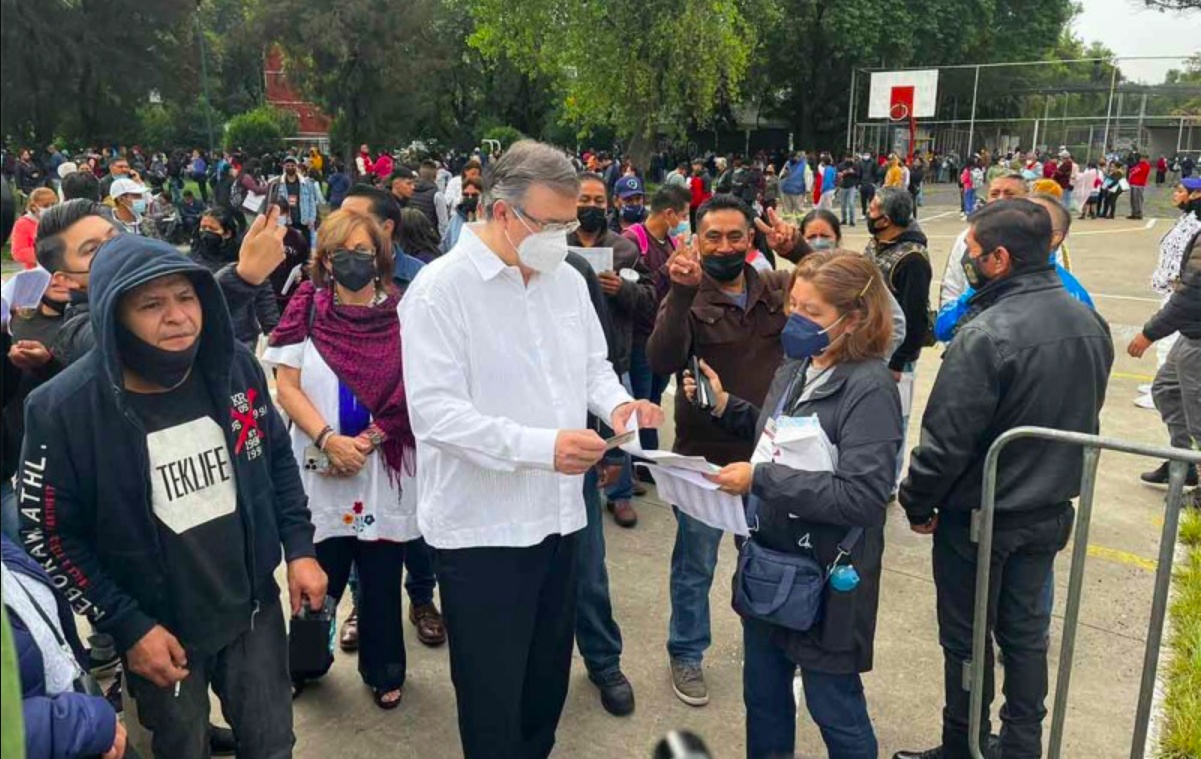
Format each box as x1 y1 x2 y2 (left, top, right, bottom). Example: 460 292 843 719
339 609 359 652
409 602 446 647
607 500 638 528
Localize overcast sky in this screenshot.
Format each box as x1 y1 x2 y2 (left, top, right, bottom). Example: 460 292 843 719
1071 0 1199 82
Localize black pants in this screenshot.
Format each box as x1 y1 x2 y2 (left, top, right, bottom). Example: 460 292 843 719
125 594 293 759
860 183 875 217
316 536 407 690
194 176 209 203
933 509 1074 759
435 532 579 759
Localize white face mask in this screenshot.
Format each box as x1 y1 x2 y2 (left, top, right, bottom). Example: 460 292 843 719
507 212 568 272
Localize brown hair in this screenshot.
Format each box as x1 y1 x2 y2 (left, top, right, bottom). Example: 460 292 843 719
25 187 57 213
788 250 892 363
462 176 483 192
310 209 395 291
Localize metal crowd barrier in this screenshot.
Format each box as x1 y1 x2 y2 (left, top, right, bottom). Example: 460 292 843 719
967 426 1201 759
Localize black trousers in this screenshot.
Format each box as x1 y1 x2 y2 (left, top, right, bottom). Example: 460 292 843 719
435 532 579 759
126 594 293 759
316 536 407 690
933 509 1073 759
860 183 875 217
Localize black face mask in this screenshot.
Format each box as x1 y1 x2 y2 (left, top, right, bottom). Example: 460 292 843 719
331 250 377 293
961 248 996 288
620 204 646 224
702 252 747 282
459 196 479 215
115 320 199 390
40 295 66 316
197 230 224 252
577 206 608 233
867 214 890 235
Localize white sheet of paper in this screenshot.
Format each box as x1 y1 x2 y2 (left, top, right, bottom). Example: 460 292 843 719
281 263 304 295
3 268 51 310
243 190 265 213
569 246 614 274
645 464 749 536
774 422 839 472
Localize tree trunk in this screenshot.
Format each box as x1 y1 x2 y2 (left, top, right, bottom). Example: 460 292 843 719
627 123 655 175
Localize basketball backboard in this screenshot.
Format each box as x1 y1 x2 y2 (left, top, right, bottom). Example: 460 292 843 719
868 70 939 119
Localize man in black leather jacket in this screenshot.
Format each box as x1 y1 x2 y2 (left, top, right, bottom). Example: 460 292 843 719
893 200 1113 759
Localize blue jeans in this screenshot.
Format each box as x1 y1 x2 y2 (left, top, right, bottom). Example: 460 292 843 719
743 617 878 759
667 508 724 663
840 187 858 225
605 374 636 502
1062 188 1073 211
628 342 669 452
1 480 18 543
963 189 977 215
575 468 624 681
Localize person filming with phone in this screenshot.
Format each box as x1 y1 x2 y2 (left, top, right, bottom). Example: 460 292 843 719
682 250 902 759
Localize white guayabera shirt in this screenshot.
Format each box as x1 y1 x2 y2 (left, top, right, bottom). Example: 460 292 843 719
400 225 632 549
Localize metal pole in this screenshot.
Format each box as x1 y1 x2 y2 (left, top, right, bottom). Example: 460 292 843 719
846 69 856 154
1042 94 1052 149
1047 446 1101 759
1087 125 1094 164
195 12 216 154
1177 117 1184 155
1129 460 1189 759
1102 63 1118 155
1032 119 1040 153
966 66 980 157
1062 93 1069 148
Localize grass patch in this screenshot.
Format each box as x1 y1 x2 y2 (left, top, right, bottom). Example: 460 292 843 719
1159 507 1201 758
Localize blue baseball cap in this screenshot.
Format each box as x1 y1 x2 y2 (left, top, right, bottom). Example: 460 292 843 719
615 175 645 199
1182 177 1201 191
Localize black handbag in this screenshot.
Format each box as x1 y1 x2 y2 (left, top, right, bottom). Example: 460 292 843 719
288 595 337 683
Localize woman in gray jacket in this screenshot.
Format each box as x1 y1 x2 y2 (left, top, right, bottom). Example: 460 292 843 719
686 250 903 759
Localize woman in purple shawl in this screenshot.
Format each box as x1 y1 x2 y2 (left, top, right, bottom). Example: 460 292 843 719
263 210 415 710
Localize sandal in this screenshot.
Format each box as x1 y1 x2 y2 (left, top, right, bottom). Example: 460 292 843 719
339 609 359 652
372 686 403 710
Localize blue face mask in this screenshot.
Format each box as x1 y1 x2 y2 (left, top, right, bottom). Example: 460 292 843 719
780 312 846 360
621 204 645 224
672 218 690 237
131 198 147 215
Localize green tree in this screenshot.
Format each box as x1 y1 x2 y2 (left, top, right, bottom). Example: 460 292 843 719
225 106 298 155
467 0 756 166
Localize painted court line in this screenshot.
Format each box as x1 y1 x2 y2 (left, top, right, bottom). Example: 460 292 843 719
1087 544 1157 571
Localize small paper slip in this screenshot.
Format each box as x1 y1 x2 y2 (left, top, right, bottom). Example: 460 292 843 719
281 263 304 295
2 268 51 310
242 190 265 213
897 371 915 418
645 464 749 536
569 246 614 274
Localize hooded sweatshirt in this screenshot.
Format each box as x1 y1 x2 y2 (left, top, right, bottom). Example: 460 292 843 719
18 236 315 655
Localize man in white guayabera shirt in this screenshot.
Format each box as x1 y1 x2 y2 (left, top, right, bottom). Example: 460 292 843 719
400 140 665 759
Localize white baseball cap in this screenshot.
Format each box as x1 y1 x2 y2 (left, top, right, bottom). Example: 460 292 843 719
57 161 79 179
108 177 150 198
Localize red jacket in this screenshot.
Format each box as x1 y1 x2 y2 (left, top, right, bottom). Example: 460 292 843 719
1128 160 1151 187
1043 160 1058 179
689 175 711 210
10 214 39 269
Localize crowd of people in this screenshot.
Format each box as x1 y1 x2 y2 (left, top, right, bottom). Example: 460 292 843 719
0 131 1198 759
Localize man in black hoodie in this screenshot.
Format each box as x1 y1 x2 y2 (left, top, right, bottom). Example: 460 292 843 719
864 187 932 487
18 234 325 758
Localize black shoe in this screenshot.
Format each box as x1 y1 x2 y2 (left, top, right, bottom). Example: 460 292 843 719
892 748 943 759
209 724 237 756
593 671 635 716
1140 461 1199 487
104 671 123 713
893 736 999 759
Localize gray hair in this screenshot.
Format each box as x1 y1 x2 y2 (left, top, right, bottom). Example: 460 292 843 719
482 140 580 218
875 187 913 228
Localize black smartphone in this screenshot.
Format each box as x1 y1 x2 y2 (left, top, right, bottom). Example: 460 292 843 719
689 355 715 411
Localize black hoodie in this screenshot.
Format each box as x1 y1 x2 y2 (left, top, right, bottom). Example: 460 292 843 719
18 235 315 654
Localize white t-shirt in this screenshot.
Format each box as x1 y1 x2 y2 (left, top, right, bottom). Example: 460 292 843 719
263 340 419 544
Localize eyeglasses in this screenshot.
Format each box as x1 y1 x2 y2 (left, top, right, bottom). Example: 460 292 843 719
514 206 580 235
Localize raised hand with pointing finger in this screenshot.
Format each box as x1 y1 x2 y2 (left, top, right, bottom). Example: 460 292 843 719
236 204 288 286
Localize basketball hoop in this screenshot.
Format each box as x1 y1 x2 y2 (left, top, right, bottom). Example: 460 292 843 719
888 102 910 122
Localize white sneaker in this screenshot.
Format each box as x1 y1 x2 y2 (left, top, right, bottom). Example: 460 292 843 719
1134 394 1156 410
1137 384 1152 394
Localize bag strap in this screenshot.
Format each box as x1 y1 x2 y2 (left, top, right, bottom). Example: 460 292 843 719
631 223 650 256
739 551 798 617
